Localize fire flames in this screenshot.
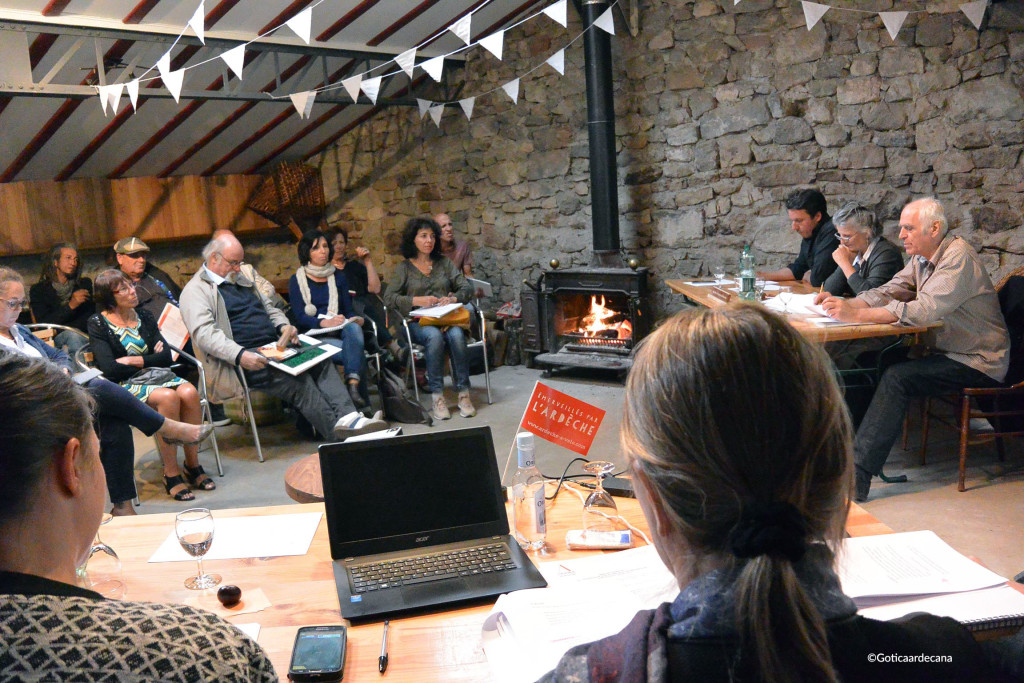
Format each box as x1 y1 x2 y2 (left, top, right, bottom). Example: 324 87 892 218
577 295 632 339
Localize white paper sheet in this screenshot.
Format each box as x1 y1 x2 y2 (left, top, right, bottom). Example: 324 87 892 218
859 584 1024 625
409 302 465 318
234 622 261 641
148 512 322 563
157 303 190 361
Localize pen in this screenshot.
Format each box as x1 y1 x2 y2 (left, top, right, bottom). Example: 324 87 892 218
378 620 389 674
819 284 824 295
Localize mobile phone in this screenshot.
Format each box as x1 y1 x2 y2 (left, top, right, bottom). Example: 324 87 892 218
287 625 347 682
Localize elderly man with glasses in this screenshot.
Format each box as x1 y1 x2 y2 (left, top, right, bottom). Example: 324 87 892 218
815 202 904 299
113 237 183 320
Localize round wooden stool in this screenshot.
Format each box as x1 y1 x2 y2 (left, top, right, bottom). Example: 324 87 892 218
284 454 323 503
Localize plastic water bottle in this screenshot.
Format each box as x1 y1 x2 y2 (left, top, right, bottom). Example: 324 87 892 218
739 244 756 300
510 432 547 551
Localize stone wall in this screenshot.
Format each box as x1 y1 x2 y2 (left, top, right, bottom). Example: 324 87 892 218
312 0 1024 317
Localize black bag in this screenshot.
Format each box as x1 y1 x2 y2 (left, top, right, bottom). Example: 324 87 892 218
377 366 432 425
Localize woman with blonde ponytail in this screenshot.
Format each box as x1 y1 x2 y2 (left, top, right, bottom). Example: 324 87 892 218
541 303 1022 682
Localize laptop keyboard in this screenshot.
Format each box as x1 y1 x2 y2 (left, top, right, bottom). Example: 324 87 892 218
349 543 517 593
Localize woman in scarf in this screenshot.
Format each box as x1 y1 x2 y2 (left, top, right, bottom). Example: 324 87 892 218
29 242 93 353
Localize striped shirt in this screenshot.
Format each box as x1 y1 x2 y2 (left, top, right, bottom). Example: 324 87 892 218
857 235 1009 381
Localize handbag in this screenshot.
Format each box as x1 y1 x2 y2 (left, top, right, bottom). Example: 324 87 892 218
417 306 471 330
127 367 179 386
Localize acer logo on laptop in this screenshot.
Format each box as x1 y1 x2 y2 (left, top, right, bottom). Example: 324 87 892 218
415 536 430 543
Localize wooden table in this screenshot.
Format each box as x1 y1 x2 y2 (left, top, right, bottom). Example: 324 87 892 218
665 279 933 344
101 495 890 682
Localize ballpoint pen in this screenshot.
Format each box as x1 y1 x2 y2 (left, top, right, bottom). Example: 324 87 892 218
378 620 389 674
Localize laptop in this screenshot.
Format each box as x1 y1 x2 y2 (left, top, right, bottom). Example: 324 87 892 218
319 426 547 620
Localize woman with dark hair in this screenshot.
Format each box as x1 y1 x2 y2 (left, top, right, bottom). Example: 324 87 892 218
88 268 215 502
0 353 276 681
0 267 209 516
383 217 475 421
541 303 1022 682
288 229 369 410
29 242 93 353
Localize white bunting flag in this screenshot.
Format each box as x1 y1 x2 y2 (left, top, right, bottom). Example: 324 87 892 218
164 68 184 102
879 11 908 41
594 7 615 35
960 0 988 30
428 104 444 127
735 0 741 4
502 78 519 103
546 49 565 75
801 1 829 30
416 98 432 119
395 48 417 78
459 97 475 120
97 85 110 115
542 0 567 28
342 74 362 103
480 30 504 61
126 79 139 111
106 82 124 114
188 1 205 44
285 7 312 44
361 76 382 105
449 15 472 45
289 90 316 118
157 53 172 81
422 55 445 82
221 45 245 79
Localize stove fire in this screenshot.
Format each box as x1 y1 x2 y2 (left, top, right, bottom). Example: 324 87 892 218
577 296 633 340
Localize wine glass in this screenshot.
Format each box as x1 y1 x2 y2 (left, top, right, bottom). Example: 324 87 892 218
712 261 727 284
777 287 793 313
175 508 221 590
77 513 126 599
754 279 767 301
582 461 624 539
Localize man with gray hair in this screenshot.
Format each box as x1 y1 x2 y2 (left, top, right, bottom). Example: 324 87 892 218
820 197 1010 501
817 202 904 297
180 233 387 440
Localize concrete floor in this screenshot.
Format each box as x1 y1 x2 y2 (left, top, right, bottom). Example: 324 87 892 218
129 364 1024 580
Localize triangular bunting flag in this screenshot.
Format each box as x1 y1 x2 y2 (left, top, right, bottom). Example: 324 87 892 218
546 49 565 75
879 11 908 41
416 98 432 119
289 90 316 118
801 1 829 30
106 82 124 114
164 68 184 102
594 7 615 35
480 30 504 60
361 76 382 105
428 105 444 127
157 53 172 81
342 74 362 103
285 7 312 44
188 1 205 44
960 0 987 30
542 0 567 28
97 85 110 115
448 15 472 45
459 97 475 120
422 55 445 82
502 78 519 103
220 45 245 80
126 79 139 111
395 48 416 78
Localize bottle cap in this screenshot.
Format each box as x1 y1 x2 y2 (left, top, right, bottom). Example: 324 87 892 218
516 432 534 450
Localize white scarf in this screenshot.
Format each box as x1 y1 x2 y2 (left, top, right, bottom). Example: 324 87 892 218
296 264 338 318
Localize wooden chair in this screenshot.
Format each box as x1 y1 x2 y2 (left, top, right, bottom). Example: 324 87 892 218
26 322 88 349
918 270 1024 491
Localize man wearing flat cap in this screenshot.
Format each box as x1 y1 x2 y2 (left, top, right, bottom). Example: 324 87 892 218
113 237 183 320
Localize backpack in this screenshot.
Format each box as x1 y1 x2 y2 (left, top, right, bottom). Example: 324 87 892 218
377 366 432 425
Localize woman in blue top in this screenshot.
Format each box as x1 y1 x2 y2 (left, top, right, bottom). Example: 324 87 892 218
289 229 369 410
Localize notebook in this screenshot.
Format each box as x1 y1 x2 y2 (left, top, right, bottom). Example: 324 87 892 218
319 426 548 620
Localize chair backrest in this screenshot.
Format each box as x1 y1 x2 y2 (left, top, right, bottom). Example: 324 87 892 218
997 275 1024 385
30 327 57 346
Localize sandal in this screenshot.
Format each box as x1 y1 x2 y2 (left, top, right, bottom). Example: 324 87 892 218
183 464 216 491
163 474 195 501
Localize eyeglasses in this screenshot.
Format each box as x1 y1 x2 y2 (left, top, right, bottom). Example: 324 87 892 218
2 298 27 310
114 283 137 295
122 252 147 259
218 254 245 268
834 232 856 243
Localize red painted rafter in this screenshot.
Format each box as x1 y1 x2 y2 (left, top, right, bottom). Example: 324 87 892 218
41 0 72 16
315 0 384 42
124 0 161 24
367 0 443 47
245 104 347 173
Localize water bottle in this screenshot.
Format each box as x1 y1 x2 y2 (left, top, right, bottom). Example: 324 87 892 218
738 244 756 300
510 432 547 551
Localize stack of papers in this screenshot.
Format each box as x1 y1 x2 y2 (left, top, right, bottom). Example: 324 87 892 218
409 303 464 318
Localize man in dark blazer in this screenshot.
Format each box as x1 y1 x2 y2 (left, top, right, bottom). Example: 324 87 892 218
818 202 904 298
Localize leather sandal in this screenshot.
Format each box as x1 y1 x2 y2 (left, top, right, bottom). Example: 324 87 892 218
183 464 216 491
163 474 195 501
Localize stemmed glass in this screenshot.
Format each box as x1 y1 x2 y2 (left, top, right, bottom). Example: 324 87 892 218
175 508 221 590
77 513 126 599
777 287 793 313
582 461 623 540
712 262 727 285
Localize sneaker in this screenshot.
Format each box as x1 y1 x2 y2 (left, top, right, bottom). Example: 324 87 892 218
333 411 389 438
432 393 451 421
208 402 232 427
457 391 476 418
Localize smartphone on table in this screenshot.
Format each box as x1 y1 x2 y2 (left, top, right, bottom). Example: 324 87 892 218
287 625 347 682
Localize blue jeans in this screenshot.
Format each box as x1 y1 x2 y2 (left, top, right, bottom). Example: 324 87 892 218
407 321 470 394
321 323 366 382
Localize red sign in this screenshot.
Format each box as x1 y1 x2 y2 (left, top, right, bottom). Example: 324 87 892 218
519 382 606 455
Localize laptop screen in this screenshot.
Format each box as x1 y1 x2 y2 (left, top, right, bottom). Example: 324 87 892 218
319 427 510 559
